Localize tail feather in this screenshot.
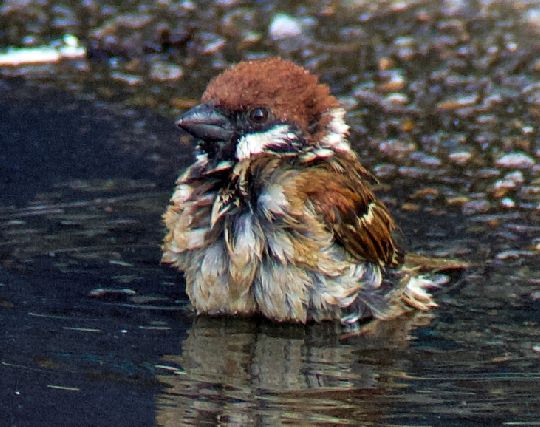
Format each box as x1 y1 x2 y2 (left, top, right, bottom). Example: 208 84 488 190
341 271 441 324
400 274 439 311
340 254 468 325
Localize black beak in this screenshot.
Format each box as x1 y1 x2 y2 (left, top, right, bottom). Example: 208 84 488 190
175 103 234 142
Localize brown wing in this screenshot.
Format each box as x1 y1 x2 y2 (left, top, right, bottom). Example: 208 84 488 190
292 158 403 268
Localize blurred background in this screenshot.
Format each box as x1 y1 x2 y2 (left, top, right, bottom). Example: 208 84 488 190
0 1 539 426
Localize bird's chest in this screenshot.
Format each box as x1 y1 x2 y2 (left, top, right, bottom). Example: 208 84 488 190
206 158 304 272
167 159 321 319
203 168 268 282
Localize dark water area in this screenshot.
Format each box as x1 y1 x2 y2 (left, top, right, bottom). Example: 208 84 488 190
1 0 539 426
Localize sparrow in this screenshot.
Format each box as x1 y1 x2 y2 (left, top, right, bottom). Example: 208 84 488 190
162 57 436 324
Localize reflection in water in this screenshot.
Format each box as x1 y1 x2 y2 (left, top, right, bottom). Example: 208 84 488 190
155 314 432 425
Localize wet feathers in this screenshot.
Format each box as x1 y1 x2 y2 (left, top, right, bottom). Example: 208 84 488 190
162 57 433 324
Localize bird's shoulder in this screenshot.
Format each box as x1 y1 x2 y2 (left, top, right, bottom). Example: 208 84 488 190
250 154 403 268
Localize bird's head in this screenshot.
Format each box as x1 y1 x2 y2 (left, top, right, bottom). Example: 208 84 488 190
176 57 351 166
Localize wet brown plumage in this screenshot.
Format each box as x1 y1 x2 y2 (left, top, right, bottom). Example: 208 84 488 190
162 57 436 324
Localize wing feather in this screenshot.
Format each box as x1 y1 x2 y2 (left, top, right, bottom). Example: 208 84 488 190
290 157 403 267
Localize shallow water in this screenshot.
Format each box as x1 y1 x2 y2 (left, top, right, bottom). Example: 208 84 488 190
1 1 539 426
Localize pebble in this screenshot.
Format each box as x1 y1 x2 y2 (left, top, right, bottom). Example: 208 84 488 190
476 114 497 125
506 171 525 184
238 31 262 49
110 72 143 85
462 199 491 215
476 168 501 179
410 187 439 200
398 166 426 178
392 37 416 60
115 13 152 30
393 36 415 48
385 92 409 105
400 118 415 132
493 178 518 191
410 152 442 167
500 198 515 208
149 62 183 81
201 37 226 55
519 186 540 199
378 57 394 71
496 152 535 169
521 82 540 95
448 150 472 165
378 71 406 92
401 202 420 211
442 0 467 15
353 88 381 104
505 223 540 233
178 0 195 11
436 93 479 111
447 196 469 206
373 163 397 178
390 1 413 12
525 92 540 107
379 139 416 158
495 250 536 260
525 8 540 29
269 14 302 40
216 0 240 7
492 172 526 196
396 47 415 61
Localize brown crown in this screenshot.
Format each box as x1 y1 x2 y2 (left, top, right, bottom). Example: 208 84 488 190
201 57 340 134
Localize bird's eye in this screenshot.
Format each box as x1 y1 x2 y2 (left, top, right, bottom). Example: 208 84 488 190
248 107 269 124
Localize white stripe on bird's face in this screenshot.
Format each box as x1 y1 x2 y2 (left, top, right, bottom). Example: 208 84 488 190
235 124 294 160
235 108 351 161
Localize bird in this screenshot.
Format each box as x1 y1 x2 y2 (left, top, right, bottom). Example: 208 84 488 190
162 57 437 325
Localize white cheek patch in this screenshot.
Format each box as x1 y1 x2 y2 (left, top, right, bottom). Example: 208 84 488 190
321 108 351 153
235 108 351 160
236 125 291 160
